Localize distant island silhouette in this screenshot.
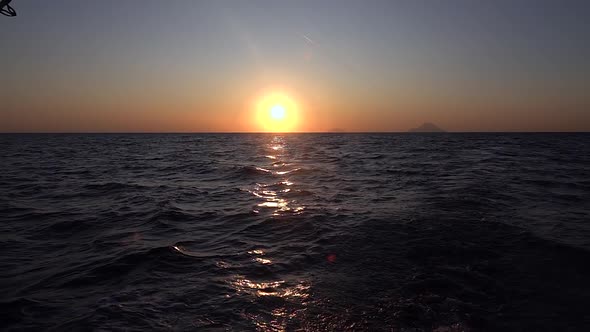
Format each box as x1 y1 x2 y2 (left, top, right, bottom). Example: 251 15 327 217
409 122 446 133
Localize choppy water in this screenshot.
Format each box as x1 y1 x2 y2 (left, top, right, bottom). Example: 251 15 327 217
1 133 590 331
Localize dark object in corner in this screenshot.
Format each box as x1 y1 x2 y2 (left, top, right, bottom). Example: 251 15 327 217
409 122 446 133
1 0 16 17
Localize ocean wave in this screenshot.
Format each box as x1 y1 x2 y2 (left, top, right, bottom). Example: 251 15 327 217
2 133 590 331
83 182 149 194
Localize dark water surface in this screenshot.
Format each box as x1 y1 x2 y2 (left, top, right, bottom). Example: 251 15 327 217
1 133 590 331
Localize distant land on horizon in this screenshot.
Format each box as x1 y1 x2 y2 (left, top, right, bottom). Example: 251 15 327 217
409 123 446 133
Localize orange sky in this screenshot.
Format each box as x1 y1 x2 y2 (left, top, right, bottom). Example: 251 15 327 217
1 1 589 132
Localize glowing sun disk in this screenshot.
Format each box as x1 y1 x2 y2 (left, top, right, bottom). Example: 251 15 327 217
271 105 286 120
255 92 300 132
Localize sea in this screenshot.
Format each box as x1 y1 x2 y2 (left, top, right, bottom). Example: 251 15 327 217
1 133 589 331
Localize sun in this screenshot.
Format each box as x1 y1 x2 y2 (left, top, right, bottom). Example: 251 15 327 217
270 105 286 120
255 92 300 132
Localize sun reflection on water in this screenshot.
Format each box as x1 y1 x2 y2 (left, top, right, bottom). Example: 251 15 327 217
226 136 310 331
230 274 309 300
230 274 310 331
248 137 305 217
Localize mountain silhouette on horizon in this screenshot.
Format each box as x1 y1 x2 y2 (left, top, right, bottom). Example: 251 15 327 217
409 122 446 133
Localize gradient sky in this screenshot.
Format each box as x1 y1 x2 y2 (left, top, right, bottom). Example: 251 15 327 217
1 0 589 132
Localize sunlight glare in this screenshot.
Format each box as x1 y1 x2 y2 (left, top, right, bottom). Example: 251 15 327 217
255 92 300 132
270 105 286 120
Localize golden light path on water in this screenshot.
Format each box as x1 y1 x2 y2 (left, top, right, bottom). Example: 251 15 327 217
228 136 309 331
251 138 305 217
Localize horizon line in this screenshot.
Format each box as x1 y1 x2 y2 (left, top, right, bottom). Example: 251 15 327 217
1 131 589 134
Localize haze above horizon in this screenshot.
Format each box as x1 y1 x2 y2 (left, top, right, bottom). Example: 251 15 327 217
1 0 589 132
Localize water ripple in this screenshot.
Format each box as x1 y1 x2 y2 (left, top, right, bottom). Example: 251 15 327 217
1 133 590 331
